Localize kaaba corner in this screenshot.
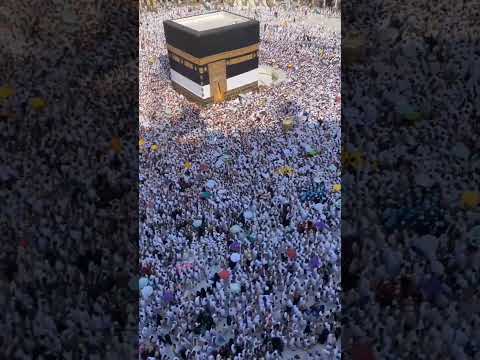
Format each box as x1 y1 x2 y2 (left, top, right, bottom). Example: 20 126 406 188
163 11 260 105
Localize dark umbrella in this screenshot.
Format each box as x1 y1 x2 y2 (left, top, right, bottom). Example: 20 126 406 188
229 241 241 252
309 255 321 269
271 337 284 353
162 291 174 304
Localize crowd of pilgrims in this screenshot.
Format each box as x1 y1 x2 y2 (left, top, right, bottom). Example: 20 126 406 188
341 0 480 359
1 1 139 358
140 3 341 360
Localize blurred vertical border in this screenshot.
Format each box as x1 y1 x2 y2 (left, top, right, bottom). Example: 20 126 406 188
1 0 139 358
342 0 479 359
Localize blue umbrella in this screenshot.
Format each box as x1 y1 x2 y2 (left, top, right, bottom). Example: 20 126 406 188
216 335 227 346
315 220 327 231
229 242 241 252
139 277 149 290
141 285 153 299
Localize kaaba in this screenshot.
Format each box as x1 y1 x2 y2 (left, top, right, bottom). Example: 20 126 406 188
164 11 260 104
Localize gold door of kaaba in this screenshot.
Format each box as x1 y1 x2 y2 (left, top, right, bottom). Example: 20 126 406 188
208 60 227 103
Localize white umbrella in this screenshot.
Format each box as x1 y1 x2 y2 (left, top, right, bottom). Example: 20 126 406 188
230 283 241 293
206 180 216 189
230 225 242 234
243 210 254 220
230 253 241 263
296 113 307 122
139 277 149 290
215 158 224 168
193 219 202 228
141 285 153 299
303 144 313 153
209 265 221 278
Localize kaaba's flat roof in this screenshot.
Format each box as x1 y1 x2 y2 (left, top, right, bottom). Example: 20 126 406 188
164 11 259 58
172 11 250 32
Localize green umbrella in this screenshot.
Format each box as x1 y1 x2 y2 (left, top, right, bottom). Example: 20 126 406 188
230 225 242 234
223 155 233 165
469 225 480 246
405 111 422 121
200 191 211 199
307 150 319 157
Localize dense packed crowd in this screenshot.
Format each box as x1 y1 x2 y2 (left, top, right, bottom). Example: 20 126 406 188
1 1 138 359
140 4 341 360
342 1 480 359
